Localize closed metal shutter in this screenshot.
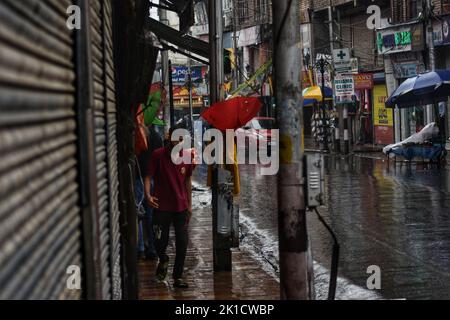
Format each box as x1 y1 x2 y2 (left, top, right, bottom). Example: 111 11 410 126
90 0 123 300
102 0 122 300
90 0 112 300
0 0 82 300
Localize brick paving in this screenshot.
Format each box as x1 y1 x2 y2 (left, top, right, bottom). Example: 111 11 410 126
138 206 280 300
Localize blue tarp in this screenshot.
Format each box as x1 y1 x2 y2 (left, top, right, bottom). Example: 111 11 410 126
390 144 447 161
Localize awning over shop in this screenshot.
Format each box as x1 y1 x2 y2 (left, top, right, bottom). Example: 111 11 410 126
149 17 210 61
150 0 195 33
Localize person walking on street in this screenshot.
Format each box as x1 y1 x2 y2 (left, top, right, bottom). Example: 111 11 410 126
145 126 194 289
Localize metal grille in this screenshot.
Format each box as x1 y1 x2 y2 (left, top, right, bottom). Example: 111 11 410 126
0 0 82 299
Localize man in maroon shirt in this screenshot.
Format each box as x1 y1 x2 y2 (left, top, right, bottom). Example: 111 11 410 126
145 126 194 289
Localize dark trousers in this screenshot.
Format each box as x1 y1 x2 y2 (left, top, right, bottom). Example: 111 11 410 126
136 178 157 257
153 210 189 280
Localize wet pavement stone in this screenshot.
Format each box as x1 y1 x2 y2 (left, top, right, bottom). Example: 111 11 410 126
138 188 280 300
140 153 450 300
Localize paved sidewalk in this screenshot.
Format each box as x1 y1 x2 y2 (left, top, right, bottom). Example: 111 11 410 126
138 190 280 300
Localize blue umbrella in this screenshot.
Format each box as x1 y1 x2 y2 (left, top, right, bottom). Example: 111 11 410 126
386 70 450 108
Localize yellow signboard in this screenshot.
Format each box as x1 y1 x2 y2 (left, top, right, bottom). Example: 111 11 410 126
373 84 393 126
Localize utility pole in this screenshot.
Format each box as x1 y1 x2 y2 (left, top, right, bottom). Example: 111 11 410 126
209 0 224 104
168 59 175 127
187 55 194 138
273 0 312 300
328 3 340 153
232 0 239 90
426 0 435 125
209 0 232 272
160 8 171 134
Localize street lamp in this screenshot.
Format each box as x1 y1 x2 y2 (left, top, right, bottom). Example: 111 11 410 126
314 57 331 152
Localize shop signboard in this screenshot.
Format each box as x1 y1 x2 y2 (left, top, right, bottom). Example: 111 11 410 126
431 15 450 46
353 73 374 90
334 74 355 104
377 24 424 55
333 48 352 74
393 62 425 79
373 84 394 145
390 52 426 79
442 15 450 45
172 66 206 84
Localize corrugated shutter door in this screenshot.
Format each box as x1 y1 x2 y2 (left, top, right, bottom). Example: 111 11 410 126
103 0 122 300
90 0 112 300
0 0 82 300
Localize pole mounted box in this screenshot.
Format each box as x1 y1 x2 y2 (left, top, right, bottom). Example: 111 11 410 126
305 154 326 208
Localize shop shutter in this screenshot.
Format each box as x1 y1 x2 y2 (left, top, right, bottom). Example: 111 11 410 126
102 0 122 300
90 0 112 300
0 0 82 300
90 0 123 300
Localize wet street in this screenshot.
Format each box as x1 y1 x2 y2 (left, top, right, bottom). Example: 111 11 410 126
234 155 450 300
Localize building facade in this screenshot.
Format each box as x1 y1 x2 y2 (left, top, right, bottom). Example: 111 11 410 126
300 0 450 147
300 0 391 146
232 0 272 96
380 0 450 144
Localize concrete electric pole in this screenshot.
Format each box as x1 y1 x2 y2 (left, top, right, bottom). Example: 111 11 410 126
273 0 313 300
426 0 435 125
328 3 341 153
159 8 171 134
209 0 233 272
209 0 224 104
232 0 239 91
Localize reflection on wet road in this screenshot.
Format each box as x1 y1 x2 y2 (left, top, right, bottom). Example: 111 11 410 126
237 156 450 300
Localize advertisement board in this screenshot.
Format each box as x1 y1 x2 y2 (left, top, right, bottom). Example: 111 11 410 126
433 15 450 46
377 24 424 55
354 74 374 90
333 48 352 73
172 66 206 84
393 62 426 79
373 84 394 145
334 74 355 104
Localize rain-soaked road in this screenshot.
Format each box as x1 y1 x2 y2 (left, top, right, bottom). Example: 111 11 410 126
235 155 450 300
194 155 450 299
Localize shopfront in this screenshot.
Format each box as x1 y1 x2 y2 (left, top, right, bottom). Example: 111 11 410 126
378 22 426 141
373 84 394 145
354 73 375 144
433 14 450 143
